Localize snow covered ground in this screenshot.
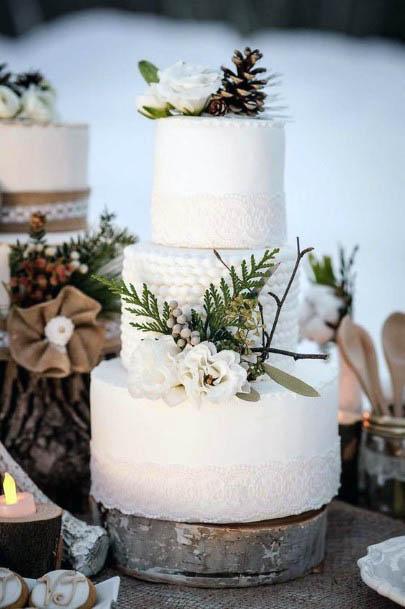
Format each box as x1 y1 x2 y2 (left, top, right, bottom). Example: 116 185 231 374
1 10 404 347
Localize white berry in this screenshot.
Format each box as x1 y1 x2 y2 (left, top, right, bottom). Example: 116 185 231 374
190 336 201 346
180 327 191 339
167 317 175 328
169 300 178 310
172 324 182 335
172 308 182 318
177 338 186 348
177 314 187 324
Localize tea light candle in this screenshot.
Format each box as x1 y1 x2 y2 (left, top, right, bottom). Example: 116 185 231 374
0 473 62 577
0 473 36 518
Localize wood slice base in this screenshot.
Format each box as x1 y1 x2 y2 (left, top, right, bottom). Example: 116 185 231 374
0 503 63 578
104 506 328 588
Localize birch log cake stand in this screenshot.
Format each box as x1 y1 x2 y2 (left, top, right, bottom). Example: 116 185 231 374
103 506 328 588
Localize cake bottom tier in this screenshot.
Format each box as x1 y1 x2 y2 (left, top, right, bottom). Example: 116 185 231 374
90 358 340 523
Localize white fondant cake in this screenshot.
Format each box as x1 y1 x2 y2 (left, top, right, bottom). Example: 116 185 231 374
0 121 90 311
91 358 340 522
121 242 299 370
0 122 89 192
0 122 89 233
151 117 286 248
90 113 340 524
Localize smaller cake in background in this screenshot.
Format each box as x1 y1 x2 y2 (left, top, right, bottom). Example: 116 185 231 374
0 64 90 313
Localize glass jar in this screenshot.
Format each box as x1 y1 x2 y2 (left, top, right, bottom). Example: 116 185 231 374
362 414 405 519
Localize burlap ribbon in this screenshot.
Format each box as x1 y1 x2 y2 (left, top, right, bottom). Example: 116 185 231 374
7 285 105 377
0 190 89 232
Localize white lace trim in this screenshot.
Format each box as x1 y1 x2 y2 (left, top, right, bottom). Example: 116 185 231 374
151 192 286 248
0 199 88 224
91 441 341 523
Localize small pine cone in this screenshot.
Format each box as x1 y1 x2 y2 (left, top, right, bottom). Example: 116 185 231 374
206 95 227 117
30 212 46 233
215 47 274 117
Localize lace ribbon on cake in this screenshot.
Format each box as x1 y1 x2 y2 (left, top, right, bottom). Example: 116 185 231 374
152 192 286 248
91 441 341 523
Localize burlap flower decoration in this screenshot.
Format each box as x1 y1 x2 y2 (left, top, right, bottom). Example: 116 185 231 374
7 285 105 377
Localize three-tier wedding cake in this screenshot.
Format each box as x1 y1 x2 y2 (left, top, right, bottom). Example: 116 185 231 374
90 51 340 527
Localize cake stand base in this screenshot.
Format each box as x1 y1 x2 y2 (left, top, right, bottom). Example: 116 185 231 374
103 505 328 588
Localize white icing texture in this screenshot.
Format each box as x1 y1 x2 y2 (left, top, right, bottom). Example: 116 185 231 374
0 123 89 192
90 357 340 522
30 571 90 609
0 569 22 609
121 242 299 370
151 116 286 248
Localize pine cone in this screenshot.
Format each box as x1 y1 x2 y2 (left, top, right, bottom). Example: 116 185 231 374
15 70 45 89
216 47 270 116
30 212 47 234
206 95 227 117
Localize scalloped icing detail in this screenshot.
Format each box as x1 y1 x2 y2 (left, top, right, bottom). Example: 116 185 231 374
159 115 285 129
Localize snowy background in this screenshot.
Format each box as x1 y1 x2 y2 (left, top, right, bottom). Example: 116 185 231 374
1 10 404 347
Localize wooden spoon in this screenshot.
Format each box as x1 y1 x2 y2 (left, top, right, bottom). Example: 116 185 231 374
337 316 390 417
382 312 405 418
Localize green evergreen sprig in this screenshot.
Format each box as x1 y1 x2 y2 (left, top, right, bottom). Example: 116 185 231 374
95 277 171 334
308 244 359 319
96 243 327 399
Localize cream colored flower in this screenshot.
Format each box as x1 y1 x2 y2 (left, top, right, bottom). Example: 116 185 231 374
300 284 343 345
178 341 250 405
128 337 186 406
150 61 221 115
0 85 20 119
136 89 169 118
44 315 74 351
20 84 56 122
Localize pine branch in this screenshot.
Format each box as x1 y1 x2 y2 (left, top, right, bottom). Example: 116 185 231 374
94 275 170 334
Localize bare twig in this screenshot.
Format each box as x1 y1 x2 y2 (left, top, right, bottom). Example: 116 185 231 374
251 346 328 361
262 237 313 361
213 249 232 273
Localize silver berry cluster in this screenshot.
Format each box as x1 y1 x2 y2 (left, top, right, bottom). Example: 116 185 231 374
167 300 200 348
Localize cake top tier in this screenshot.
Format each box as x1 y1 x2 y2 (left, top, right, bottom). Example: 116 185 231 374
151 116 286 249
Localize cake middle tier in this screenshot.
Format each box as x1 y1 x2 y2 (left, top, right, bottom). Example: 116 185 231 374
121 243 299 370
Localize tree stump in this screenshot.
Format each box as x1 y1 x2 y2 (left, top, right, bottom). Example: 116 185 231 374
0 345 119 514
104 506 328 588
0 361 91 513
0 503 62 578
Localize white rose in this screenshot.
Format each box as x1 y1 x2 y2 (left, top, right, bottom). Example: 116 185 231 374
45 246 57 257
178 341 250 405
128 337 186 406
300 284 343 345
20 85 56 123
136 88 169 118
44 315 74 351
0 85 20 119
152 61 221 115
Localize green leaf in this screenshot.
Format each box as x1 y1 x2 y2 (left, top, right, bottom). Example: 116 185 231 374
263 364 320 397
138 60 159 83
140 105 171 119
237 387 261 402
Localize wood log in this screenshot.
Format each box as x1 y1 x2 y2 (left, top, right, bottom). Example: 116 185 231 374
0 503 62 578
104 506 328 588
